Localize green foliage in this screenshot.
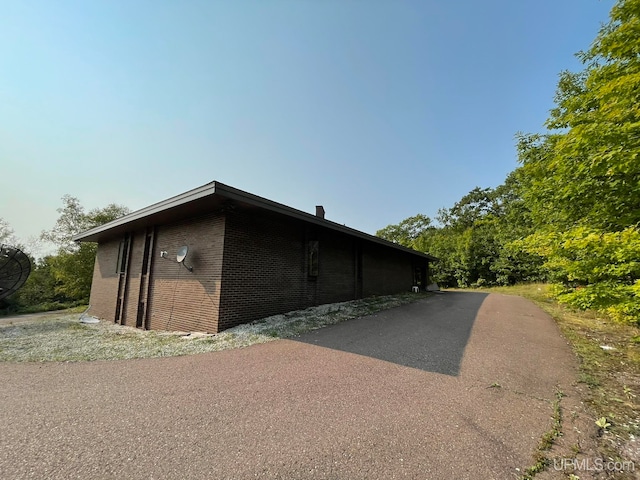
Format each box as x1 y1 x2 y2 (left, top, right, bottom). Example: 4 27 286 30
505 223 640 326
41 195 130 252
513 0 640 324
48 244 100 301
409 188 501 287
39 197 130 304
518 0 640 232
436 187 498 229
1 197 130 314
0 195 129 313
550 281 639 323
491 240 545 286
376 214 431 249
595 417 611 430
418 226 474 287
380 171 544 288
40 195 89 250
12 256 58 306
519 227 640 284
0 255 58 315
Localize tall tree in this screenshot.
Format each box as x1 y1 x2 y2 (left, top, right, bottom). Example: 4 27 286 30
41 196 130 303
376 214 432 249
42 196 130 251
0 218 17 245
379 174 542 288
519 0 640 232
516 0 640 323
436 187 498 230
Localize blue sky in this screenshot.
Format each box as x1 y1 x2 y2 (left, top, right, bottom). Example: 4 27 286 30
1 0 614 254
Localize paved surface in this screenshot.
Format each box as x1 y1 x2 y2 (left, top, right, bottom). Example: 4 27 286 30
0 292 583 479
295 292 485 376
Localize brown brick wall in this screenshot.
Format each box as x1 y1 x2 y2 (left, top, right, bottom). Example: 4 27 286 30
88 238 120 321
218 210 307 331
218 211 367 331
147 213 224 333
88 207 428 333
362 243 415 296
316 231 358 305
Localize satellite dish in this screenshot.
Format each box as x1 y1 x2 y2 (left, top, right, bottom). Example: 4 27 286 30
0 244 32 301
176 245 193 272
176 245 188 263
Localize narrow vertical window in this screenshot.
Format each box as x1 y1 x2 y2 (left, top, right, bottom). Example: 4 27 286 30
308 241 319 277
116 236 130 274
141 233 152 276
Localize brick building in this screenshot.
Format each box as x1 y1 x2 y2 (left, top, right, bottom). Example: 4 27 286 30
73 181 437 333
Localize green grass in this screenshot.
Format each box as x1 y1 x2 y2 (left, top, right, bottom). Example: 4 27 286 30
0 302 87 316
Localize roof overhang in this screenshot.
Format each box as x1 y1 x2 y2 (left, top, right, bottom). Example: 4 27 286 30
72 181 438 262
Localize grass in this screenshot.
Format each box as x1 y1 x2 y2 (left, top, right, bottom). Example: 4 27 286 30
471 283 640 478
0 292 430 363
0 301 87 316
520 389 565 480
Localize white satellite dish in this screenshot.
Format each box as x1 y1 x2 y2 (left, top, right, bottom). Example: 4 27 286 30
176 245 189 263
176 245 193 272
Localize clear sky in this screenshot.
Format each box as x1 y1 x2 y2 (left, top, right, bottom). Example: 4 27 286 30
1 0 614 254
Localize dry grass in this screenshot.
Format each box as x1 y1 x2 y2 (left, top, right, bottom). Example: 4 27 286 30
0 292 429 363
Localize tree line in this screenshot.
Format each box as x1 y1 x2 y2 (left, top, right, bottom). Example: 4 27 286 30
377 0 640 325
0 197 129 314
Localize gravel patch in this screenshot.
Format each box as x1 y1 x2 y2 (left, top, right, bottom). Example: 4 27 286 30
0 293 428 362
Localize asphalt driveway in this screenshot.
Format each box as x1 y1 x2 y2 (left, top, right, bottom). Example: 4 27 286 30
295 291 485 376
0 292 588 479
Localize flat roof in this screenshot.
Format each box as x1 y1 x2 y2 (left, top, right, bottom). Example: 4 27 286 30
72 181 438 261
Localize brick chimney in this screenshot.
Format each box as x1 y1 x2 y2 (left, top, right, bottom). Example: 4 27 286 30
315 205 325 219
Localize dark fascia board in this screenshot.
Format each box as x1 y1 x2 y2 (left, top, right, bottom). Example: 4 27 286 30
72 181 439 262
71 181 219 243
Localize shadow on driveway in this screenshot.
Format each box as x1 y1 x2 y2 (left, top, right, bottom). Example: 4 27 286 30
294 291 488 376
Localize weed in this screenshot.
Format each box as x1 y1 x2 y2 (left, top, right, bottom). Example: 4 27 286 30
520 389 564 479
595 417 611 431
578 373 600 388
623 385 636 400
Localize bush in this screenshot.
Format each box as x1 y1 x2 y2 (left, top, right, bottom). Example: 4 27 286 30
551 281 640 326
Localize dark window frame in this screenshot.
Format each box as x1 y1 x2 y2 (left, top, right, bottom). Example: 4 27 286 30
308 240 319 277
116 236 130 274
